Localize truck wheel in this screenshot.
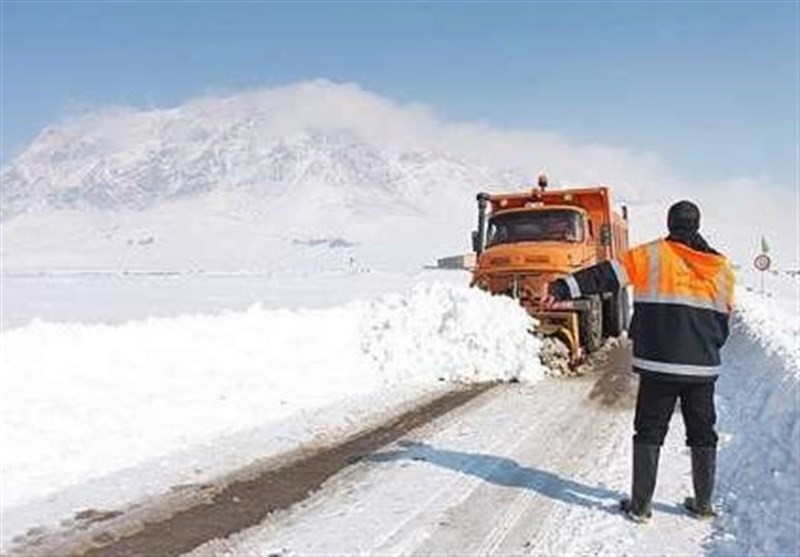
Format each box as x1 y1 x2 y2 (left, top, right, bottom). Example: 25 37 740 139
619 287 631 332
603 290 623 338
585 295 603 353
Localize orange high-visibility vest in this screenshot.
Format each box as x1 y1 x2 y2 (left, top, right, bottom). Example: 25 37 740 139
615 239 734 377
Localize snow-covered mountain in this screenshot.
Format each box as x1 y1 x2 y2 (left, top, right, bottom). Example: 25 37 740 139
1 118 518 220
0 81 540 221
1 80 796 271
0 81 534 271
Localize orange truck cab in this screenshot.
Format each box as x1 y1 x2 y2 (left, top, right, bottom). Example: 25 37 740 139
470 176 630 363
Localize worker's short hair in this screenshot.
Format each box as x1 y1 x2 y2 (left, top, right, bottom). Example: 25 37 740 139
668 200 700 233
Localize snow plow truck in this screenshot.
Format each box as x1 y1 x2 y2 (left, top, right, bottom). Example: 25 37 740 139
470 175 630 364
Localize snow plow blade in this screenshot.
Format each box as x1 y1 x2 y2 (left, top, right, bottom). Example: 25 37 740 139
532 310 582 364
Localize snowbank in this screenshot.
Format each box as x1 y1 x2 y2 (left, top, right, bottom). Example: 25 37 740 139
361 283 543 384
730 286 799 376
709 286 799 555
0 282 543 515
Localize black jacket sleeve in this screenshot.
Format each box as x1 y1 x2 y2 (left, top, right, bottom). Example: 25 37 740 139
548 280 571 301
548 261 625 300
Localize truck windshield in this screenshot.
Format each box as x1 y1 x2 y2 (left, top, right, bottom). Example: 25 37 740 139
487 210 583 246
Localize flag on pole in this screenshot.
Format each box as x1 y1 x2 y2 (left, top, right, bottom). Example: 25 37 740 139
760 236 770 254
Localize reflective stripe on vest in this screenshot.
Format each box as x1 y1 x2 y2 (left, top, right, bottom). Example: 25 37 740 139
610 259 629 286
632 357 719 377
634 293 729 313
564 275 581 298
646 242 660 296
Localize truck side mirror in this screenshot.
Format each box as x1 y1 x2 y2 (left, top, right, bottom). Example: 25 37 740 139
472 230 481 253
600 224 612 246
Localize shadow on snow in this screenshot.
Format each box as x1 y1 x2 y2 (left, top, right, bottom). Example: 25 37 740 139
366 440 657 517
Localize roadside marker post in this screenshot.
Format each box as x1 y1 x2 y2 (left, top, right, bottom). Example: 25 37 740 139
753 253 771 295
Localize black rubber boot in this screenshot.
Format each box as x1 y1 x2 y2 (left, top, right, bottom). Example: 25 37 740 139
620 443 660 523
684 446 717 518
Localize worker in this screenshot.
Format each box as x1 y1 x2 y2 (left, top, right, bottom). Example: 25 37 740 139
544 200 734 523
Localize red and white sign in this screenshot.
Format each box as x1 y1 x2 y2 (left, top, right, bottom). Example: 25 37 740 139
754 254 771 272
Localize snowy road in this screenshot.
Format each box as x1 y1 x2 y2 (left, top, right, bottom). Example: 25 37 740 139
190 344 716 556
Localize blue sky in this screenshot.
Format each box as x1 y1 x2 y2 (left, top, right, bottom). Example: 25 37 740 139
1 1 797 187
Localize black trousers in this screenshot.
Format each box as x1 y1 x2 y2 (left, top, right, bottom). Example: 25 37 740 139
633 374 718 448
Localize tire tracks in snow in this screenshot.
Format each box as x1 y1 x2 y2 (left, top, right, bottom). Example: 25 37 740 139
190 341 638 556
416 363 631 555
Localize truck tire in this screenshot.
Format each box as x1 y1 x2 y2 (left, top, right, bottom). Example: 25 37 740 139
603 290 622 338
584 295 603 353
602 288 631 338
